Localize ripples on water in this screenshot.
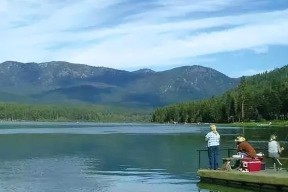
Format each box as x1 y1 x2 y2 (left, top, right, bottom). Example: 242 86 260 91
0 122 284 192
0 157 199 192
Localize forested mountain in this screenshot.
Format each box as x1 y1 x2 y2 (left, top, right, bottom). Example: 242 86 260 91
151 65 288 123
0 61 239 107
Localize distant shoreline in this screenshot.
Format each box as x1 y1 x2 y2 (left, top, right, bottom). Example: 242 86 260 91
227 121 288 127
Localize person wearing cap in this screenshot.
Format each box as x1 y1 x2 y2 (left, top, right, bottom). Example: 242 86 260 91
205 124 220 170
268 134 284 170
235 136 257 158
229 136 257 170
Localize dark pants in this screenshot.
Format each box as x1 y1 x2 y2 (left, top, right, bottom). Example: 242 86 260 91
208 145 219 170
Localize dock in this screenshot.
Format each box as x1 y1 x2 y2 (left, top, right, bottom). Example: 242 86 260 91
197 169 288 191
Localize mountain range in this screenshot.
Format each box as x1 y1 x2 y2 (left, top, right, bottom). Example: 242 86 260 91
0 61 240 108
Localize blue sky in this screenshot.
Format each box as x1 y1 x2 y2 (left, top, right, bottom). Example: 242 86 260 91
0 0 288 77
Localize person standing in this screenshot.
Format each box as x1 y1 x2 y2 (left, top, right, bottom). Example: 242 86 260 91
205 124 220 170
268 134 284 170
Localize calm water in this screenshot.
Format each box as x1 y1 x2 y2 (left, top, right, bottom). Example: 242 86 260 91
0 122 287 192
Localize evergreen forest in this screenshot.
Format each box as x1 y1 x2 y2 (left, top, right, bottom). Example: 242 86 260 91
151 65 288 123
0 103 151 122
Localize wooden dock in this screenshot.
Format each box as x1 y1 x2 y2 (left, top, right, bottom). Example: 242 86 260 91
197 169 288 191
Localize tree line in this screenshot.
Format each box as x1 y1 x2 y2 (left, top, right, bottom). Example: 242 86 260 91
151 65 288 123
0 103 151 122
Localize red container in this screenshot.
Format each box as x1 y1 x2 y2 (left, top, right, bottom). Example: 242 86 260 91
261 162 266 170
242 160 261 172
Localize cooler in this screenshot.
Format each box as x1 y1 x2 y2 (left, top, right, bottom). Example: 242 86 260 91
242 160 261 172
261 162 266 170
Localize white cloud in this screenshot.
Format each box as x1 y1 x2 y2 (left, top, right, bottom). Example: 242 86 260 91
54 11 288 69
250 46 269 54
0 0 8 12
0 0 288 76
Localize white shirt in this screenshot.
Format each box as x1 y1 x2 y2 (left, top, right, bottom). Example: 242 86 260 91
205 131 220 147
268 140 280 153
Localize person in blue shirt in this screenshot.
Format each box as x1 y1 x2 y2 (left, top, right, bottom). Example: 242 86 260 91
205 124 220 170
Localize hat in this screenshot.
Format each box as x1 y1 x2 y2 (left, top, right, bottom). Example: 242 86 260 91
270 134 277 141
235 136 245 142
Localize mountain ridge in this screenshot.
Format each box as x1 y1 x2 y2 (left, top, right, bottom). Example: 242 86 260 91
0 61 240 107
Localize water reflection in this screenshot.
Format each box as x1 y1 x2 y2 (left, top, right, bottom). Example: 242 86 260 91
0 157 111 192
197 182 256 192
0 123 286 191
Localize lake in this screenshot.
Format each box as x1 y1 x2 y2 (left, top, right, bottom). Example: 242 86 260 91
0 122 287 192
